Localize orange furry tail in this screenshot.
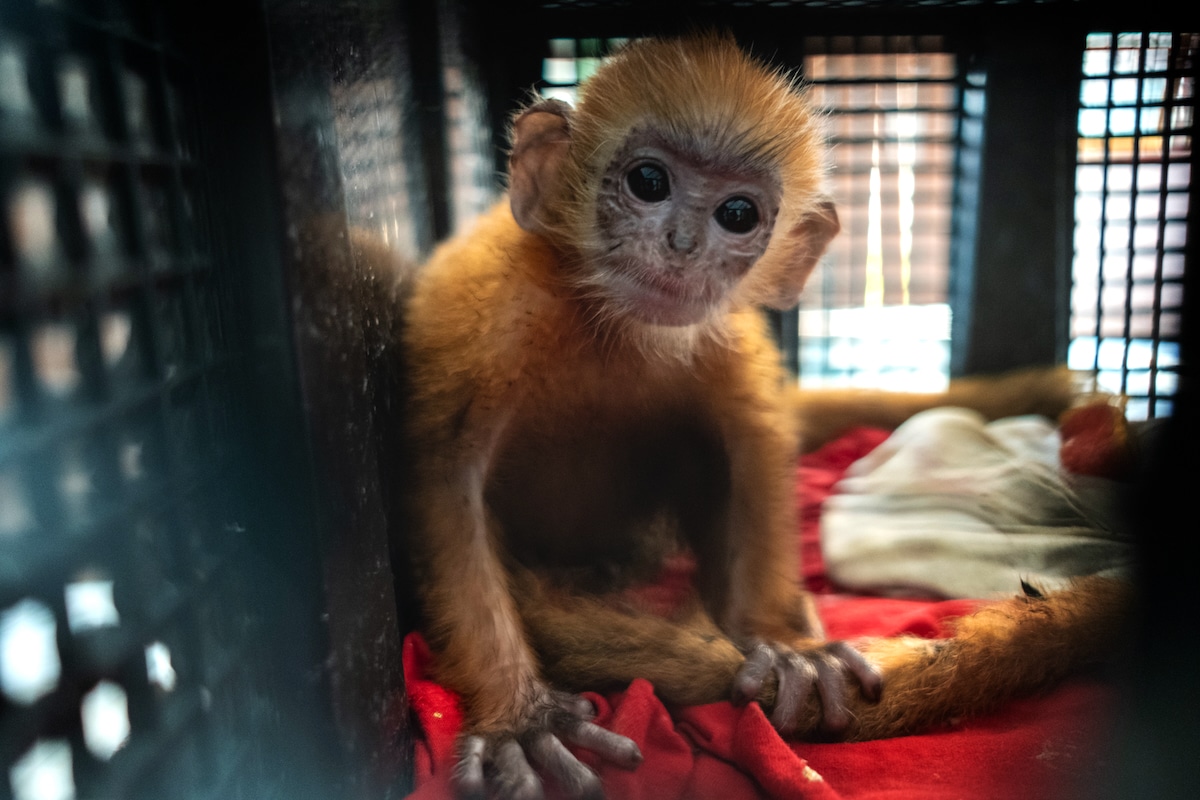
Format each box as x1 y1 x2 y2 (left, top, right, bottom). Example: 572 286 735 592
793 365 1087 452
838 576 1132 741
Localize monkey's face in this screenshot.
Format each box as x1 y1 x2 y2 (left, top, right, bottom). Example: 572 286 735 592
587 130 780 327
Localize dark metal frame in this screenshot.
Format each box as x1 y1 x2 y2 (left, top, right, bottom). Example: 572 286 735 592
1 1 349 798
1 2 1194 799
1071 32 1194 418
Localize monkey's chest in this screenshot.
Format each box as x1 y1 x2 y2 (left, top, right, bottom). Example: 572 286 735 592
485 409 730 588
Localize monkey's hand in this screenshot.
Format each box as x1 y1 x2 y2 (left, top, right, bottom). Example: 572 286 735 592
453 688 643 800
732 639 882 736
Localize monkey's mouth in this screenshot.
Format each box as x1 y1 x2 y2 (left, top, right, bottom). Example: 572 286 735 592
608 268 716 326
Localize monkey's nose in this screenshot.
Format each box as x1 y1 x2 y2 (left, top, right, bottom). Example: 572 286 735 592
666 229 698 254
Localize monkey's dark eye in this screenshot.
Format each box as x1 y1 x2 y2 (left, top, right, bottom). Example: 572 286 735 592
627 164 670 202
714 197 760 233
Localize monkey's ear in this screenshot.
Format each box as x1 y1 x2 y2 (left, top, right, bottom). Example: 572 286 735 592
509 99 573 235
760 199 840 310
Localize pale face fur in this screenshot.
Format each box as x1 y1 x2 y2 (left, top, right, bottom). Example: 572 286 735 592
585 129 781 327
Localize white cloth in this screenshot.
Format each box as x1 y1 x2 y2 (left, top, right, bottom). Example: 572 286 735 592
820 408 1133 599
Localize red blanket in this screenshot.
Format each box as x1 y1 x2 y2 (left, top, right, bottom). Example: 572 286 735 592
399 427 1115 799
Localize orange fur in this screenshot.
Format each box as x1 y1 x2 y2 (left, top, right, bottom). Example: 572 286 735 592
400 38 845 742
848 576 1131 739
557 34 830 311
516 574 1132 740
794 366 1086 452
377 33 1129 798
402 202 817 728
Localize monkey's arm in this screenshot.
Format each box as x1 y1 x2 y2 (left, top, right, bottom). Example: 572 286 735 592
402 255 643 798
793 365 1084 452
694 315 883 733
406 402 643 800
719 418 884 735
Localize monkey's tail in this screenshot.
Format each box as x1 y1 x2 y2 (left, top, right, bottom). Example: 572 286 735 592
831 575 1132 741
792 366 1088 453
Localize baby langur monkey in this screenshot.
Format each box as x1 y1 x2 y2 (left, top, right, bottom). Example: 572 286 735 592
391 34 1129 800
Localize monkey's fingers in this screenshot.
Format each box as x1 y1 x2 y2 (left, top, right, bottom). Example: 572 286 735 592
770 650 818 735
732 641 817 733
527 733 605 800
810 654 852 734
452 735 544 800
550 692 598 720
451 736 487 800
733 639 884 736
804 641 882 734
826 640 883 702
545 689 642 770
454 691 642 800
489 739 544 800
560 720 644 771
732 642 776 705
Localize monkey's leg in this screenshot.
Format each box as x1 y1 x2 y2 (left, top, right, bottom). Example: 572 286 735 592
401 381 644 800
515 575 876 737
688 333 886 733
516 577 744 705
793 365 1085 452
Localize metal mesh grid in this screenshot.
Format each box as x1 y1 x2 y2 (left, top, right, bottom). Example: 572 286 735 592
1 3 334 798
439 4 502 237
797 36 958 389
538 37 629 105
1071 31 1195 420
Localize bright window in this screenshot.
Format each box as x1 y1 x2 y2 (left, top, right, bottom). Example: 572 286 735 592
1070 32 1195 419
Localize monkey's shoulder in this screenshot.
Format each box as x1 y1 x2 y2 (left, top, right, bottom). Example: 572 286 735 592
408 207 560 329
400 206 600 415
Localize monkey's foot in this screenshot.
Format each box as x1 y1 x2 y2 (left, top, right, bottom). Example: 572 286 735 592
733 639 882 736
453 689 642 800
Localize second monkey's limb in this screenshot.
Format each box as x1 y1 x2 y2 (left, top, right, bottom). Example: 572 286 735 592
793 365 1086 452
847 575 1132 740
